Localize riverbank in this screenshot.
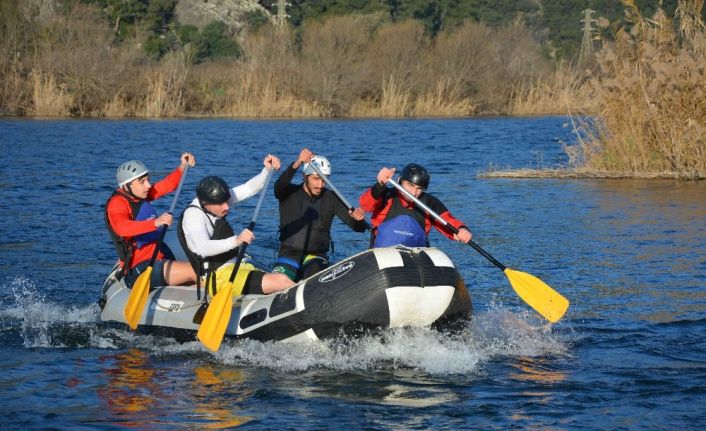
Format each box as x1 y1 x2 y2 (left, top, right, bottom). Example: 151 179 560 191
0 4 577 119
479 168 700 180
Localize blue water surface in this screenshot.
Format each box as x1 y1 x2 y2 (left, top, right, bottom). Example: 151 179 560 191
1 117 705 430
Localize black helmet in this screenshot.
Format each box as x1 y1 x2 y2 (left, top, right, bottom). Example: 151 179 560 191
197 176 231 205
400 163 430 189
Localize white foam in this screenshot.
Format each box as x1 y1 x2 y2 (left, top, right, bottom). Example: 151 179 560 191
2 277 101 348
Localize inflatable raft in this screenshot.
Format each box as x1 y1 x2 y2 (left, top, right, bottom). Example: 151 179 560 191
99 244 471 343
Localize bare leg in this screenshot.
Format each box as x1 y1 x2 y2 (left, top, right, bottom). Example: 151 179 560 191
260 273 295 294
162 260 197 285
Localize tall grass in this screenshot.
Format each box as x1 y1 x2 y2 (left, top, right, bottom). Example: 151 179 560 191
413 78 474 117
567 0 706 178
140 52 190 118
350 74 413 117
220 66 324 118
0 2 32 114
1 3 561 119
510 62 591 115
219 27 324 117
29 69 73 116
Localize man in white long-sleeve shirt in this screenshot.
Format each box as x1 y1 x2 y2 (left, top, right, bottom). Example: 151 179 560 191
178 155 294 297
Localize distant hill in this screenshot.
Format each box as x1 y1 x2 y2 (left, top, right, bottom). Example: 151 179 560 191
261 0 693 59
84 0 704 59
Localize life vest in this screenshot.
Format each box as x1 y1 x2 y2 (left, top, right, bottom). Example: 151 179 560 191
177 205 239 287
104 190 161 272
373 193 429 248
278 194 331 254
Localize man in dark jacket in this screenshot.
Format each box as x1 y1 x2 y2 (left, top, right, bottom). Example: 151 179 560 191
273 148 367 282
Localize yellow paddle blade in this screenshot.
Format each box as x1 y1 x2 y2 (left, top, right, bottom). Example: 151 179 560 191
123 266 153 330
197 282 234 352
504 268 569 323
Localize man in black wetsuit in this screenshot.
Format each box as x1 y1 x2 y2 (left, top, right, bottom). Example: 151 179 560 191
273 148 367 282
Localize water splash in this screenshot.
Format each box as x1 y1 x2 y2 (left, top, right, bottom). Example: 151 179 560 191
0 277 570 371
214 307 570 375
0 276 100 348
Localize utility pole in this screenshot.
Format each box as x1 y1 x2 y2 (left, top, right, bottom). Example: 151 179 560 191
274 0 290 28
579 8 596 63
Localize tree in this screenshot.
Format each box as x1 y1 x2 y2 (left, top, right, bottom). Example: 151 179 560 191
193 21 241 63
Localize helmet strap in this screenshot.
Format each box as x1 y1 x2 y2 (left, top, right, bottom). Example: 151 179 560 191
201 202 219 218
122 183 138 199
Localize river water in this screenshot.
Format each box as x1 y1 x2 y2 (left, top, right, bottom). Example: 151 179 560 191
1 117 704 429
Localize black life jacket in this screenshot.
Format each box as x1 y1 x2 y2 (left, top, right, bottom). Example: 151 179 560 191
177 205 240 285
278 194 331 254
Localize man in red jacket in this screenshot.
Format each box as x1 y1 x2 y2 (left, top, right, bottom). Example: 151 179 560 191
105 153 197 288
359 163 472 248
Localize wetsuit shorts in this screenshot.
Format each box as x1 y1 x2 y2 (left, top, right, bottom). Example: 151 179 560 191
273 255 329 282
124 259 168 289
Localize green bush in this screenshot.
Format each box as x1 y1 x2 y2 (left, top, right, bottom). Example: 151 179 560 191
194 21 241 63
178 24 199 44
243 10 270 33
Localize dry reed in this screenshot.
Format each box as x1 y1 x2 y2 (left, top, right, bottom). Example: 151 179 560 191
2 4 565 119
29 69 73 116
350 74 413 117
566 0 706 179
413 78 474 117
139 52 190 117
510 62 592 115
220 66 324 118
218 26 324 118
102 92 133 118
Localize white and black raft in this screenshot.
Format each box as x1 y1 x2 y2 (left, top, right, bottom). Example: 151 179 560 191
99 244 472 343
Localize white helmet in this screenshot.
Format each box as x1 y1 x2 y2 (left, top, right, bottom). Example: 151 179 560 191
116 160 149 186
303 155 331 176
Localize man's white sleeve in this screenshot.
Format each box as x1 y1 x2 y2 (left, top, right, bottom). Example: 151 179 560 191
229 167 268 204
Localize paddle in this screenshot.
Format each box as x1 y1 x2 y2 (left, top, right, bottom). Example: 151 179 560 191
387 178 569 323
309 161 372 231
197 168 274 352
124 164 190 330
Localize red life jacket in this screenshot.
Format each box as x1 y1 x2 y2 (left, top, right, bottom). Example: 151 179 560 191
104 189 160 274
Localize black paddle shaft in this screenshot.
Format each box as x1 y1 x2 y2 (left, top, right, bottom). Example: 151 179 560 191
145 164 190 267
227 221 254 284
386 177 507 271
226 169 273 284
